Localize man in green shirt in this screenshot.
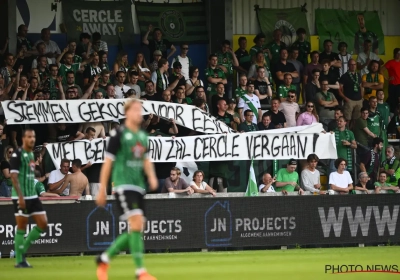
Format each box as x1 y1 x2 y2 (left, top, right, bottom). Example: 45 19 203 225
235 74 247 101
238 109 258 132
376 90 390 128
216 40 239 99
291 28 311 67
265 29 287 66
275 159 304 194
353 107 376 156
205 54 227 99
277 73 296 102
374 172 399 194
380 145 400 186
332 116 357 173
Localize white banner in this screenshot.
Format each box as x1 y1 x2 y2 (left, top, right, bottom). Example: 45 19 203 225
46 124 337 167
2 100 234 134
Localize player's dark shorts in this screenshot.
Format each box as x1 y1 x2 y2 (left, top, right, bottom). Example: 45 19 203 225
114 189 145 220
12 198 46 217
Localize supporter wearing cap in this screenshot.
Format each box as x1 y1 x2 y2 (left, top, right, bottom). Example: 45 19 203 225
275 159 304 194
150 50 162 72
237 80 262 124
318 39 342 78
171 43 192 80
143 24 176 62
168 61 186 91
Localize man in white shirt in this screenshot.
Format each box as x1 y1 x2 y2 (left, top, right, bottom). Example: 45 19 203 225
238 80 262 124
171 43 191 80
47 159 71 195
114 71 131 99
259 173 276 193
34 28 61 64
279 90 300 127
356 39 384 76
301 154 326 194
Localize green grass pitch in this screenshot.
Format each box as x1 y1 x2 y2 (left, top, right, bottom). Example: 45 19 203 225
1 247 400 280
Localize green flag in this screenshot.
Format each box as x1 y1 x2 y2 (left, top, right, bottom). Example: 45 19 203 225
256 7 309 46
315 9 385 55
245 160 259 197
135 2 208 44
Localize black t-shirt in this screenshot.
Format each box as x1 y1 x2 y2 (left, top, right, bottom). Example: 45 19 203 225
319 70 339 97
273 61 297 87
318 51 341 77
305 82 320 104
254 79 271 104
1 160 10 171
235 49 251 70
168 74 186 91
339 72 362 101
142 93 160 101
214 112 234 128
56 124 80 142
146 118 173 136
83 64 102 80
266 110 286 127
257 122 275 130
148 39 172 61
211 95 229 115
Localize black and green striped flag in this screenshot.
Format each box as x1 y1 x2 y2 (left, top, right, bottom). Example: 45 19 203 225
135 2 208 44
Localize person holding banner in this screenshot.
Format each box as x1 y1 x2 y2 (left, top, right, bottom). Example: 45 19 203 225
96 98 158 280
237 80 262 124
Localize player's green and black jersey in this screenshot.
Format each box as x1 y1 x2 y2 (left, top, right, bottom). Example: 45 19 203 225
216 51 234 77
34 179 46 196
367 110 381 137
10 148 36 199
106 126 148 193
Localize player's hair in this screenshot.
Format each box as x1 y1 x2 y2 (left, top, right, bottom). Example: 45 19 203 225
307 154 319 163
72 159 82 168
124 98 141 112
171 167 181 176
334 158 347 169
22 129 35 137
85 127 96 134
61 159 70 166
192 170 205 180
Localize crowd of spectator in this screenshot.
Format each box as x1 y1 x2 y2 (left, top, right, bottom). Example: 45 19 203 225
0 23 400 199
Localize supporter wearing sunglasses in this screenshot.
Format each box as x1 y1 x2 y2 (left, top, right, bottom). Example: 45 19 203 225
296 101 319 126
278 89 300 128
168 61 186 91
170 43 191 80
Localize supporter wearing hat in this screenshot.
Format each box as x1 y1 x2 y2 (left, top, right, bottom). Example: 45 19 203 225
168 61 186 91
274 159 304 194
